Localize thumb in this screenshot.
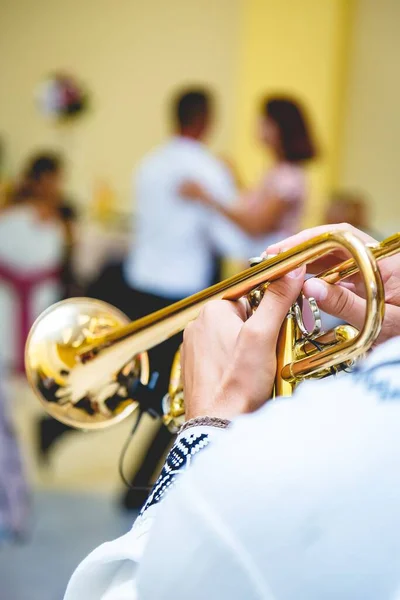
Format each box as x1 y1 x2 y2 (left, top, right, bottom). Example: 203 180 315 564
303 278 366 330
242 266 305 345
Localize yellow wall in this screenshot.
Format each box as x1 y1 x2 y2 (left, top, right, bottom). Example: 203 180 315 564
233 0 354 227
0 0 241 210
339 0 400 234
0 0 352 223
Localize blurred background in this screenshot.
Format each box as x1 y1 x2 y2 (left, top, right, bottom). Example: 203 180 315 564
0 0 399 598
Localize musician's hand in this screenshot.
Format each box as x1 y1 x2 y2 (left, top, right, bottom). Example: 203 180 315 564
179 181 213 206
266 223 400 344
181 267 305 420
265 223 376 272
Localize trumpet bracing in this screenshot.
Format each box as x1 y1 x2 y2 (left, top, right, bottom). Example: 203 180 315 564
25 231 400 432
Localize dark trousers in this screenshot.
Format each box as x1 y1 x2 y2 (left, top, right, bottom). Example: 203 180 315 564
87 264 185 508
116 284 184 508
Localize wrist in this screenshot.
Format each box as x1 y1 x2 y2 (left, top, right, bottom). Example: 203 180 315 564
185 385 249 421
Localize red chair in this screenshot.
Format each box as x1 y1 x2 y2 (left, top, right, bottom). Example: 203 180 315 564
0 263 62 373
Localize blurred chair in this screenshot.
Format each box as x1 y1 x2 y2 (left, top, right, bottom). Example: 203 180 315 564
0 205 64 373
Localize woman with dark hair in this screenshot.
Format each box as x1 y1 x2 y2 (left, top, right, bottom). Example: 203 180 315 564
3 153 80 459
181 96 317 247
13 153 65 210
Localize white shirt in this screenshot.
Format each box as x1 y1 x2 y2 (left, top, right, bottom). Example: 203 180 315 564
65 337 400 600
124 137 250 298
0 205 64 272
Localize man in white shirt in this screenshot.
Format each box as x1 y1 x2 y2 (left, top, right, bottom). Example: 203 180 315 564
65 223 400 599
124 92 244 299
120 89 248 507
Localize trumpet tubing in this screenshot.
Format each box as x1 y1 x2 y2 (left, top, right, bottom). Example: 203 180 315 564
25 231 400 431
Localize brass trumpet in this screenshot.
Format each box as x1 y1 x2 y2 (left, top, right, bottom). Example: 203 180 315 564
25 230 400 432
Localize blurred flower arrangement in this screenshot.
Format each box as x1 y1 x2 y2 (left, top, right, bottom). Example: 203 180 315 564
36 72 89 121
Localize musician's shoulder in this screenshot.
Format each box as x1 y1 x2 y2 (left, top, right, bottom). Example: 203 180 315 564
352 336 400 402
359 336 400 372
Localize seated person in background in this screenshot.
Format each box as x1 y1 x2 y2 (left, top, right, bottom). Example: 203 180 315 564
325 190 382 240
0 155 67 336
7 152 80 458
10 152 79 298
65 223 400 600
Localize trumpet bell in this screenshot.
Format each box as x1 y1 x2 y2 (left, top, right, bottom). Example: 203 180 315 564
25 298 149 430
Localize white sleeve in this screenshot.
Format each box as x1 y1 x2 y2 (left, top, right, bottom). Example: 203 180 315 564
63 507 154 600
199 157 237 208
200 159 255 259
207 211 254 259
135 343 400 599
63 426 222 600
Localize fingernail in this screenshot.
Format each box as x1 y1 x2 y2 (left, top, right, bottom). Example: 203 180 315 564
261 250 283 260
263 246 285 257
288 266 304 279
305 278 328 301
